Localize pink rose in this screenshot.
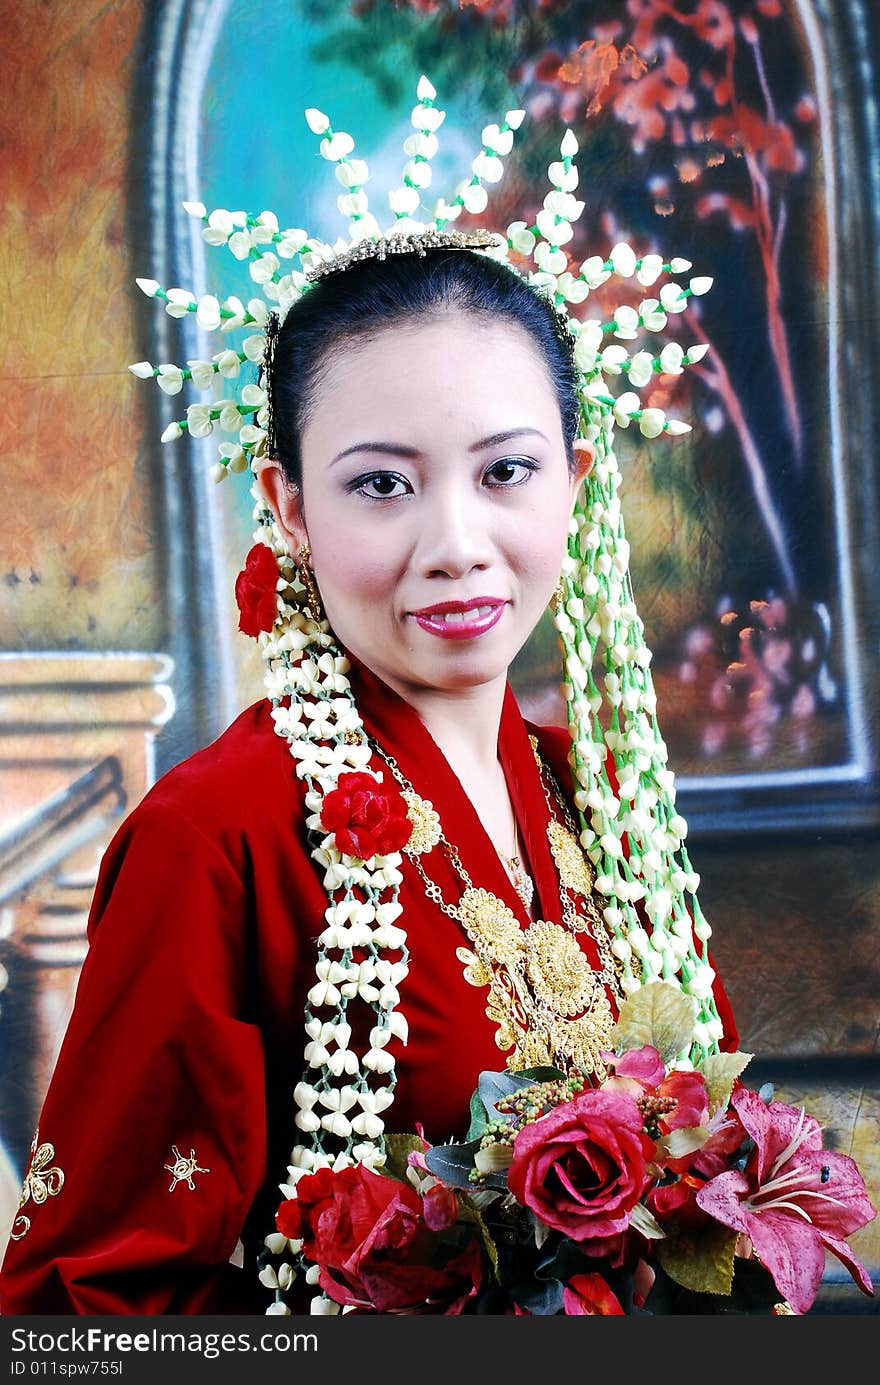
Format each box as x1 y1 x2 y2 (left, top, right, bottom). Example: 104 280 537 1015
507 1088 655 1242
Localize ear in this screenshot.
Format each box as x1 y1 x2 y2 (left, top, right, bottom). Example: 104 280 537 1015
570 438 594 502
253 457 308 553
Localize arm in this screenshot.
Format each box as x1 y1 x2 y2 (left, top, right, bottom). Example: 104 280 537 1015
0 800 267 1314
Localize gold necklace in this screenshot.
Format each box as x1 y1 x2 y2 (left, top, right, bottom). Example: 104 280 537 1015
365 735 623 1081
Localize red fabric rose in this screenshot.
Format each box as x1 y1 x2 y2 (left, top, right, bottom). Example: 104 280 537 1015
234 543 279 636
279 1164 483 1314
320 771 412 859
276 1167 336 1242
507 1089 654 1243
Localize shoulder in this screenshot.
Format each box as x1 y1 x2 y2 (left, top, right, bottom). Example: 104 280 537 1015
107 699 301 875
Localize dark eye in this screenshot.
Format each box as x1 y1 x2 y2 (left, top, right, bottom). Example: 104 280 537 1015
352 471 411 500
484 457 537 487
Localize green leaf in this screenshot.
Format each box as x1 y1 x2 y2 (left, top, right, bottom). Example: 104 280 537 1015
609 981 697 1064
466 1087 490 1142
698 1050 753 1114
477 1068 557 1122
655 1220 738 1296
424 1138 484 1190
457 1191 501 1279
512 1066 568 1083
512 1277 564 1316
381 1132 427 1183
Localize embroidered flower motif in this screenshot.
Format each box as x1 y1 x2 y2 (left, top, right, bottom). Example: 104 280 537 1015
10 1131 64 1241
234 543 279 636
164 1144 211 1192
320 771 413 860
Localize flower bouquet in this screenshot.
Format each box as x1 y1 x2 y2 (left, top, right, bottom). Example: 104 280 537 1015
276 983 876 1315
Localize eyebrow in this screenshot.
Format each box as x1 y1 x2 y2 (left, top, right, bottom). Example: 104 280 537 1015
329 427 550 467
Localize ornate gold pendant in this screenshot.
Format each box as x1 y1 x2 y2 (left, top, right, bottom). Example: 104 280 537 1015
547 818 595 897
401 789 442 855
455 887 614 1081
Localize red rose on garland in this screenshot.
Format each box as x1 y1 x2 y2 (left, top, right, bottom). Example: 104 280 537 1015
277 1164 483 1314
320 771 412 859
234 543 279 636
507 1088 655 1242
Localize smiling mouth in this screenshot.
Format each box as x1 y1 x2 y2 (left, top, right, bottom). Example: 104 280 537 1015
419 603 500 625
409 599 507 640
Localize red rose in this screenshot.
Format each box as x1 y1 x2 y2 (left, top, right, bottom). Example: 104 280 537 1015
320 771 412 859
276 1167 336 1242
234 543 279 636
279 1164 483 1314
507 1088 654 1242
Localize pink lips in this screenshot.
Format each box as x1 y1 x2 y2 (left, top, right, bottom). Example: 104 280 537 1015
410 597 507 641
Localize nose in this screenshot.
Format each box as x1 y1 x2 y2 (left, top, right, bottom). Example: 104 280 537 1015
412 481 494 580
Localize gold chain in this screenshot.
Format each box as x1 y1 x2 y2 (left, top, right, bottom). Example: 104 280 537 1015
366 735 621 1075
368 734 622 998
528 741 626 1000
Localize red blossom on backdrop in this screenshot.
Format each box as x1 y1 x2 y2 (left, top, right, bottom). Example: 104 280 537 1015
507 1087 655 1242
320 770 413 859
234 542 279 636
276 1163 483 1314
696 1085 878 1315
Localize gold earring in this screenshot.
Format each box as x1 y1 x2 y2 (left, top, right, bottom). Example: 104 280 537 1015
549 576 566 613
296 542 323 618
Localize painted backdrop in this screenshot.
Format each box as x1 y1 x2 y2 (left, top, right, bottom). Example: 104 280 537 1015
1 0 878 1309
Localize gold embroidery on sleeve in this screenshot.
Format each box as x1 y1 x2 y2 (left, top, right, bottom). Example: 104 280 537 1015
164 1144 210 1191
10 1130 64 1241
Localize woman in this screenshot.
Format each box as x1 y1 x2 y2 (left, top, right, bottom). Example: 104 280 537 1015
0 245 738 1316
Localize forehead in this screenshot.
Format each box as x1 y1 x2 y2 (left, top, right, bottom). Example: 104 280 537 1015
305 310 560 438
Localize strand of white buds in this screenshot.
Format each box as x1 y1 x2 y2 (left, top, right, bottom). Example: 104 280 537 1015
435 106 524 227
554 413 723 1059
306 107 380 244
387 74 445 231
529 128 586 277
248 488 411 1314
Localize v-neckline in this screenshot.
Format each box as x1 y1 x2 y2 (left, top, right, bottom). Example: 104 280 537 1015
343 648 565 929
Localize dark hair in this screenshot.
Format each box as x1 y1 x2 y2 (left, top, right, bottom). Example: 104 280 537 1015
266 248 580 487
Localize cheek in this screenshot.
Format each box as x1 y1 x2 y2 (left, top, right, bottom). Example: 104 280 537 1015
314 541 400 604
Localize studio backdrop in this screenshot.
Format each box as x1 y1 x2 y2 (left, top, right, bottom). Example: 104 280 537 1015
1 0 878 1308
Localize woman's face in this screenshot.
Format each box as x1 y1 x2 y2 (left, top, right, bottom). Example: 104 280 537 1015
263 310 589 703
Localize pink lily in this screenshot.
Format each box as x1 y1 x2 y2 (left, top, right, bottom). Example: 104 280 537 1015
696 1086 877 1314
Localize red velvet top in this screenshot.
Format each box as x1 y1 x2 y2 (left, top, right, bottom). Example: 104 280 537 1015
0 656 737 1315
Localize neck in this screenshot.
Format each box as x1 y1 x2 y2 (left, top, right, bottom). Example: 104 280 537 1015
371 670 508 779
